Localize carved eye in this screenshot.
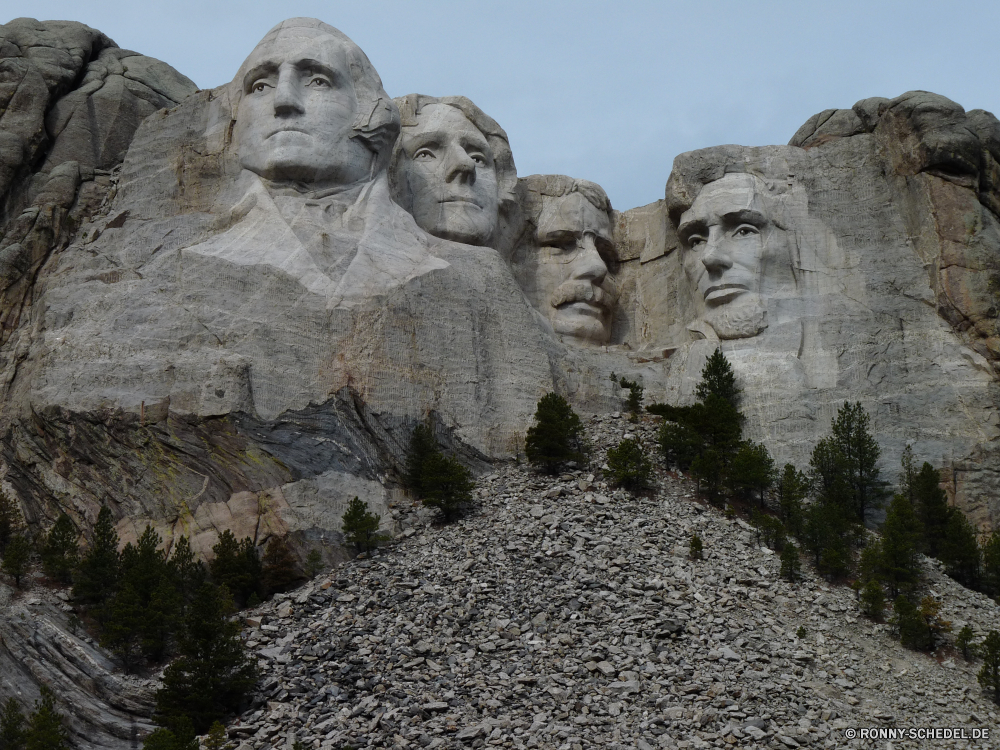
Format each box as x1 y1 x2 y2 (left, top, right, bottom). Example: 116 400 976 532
307 76 331 88
414 149 436 160
733 225 760 238
470 153 487 166
250 80 270 94
687 234 707 248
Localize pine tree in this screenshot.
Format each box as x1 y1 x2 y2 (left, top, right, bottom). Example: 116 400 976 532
780 543 801 581
695 347 740 407
304 549 324 578
911 462 951 557
404 424 439 495
860 580 885 620
729 441 775 505
919 595 952 649
209 531 262 607
100 582 146 673
24 687 69 750
978 630 1000 705
0 697 26 750
525 393 585 472
142 717 198 750
878 494 922 598
155 583 258 734
657 421 700 470
167 535 205 614
982 530 1000 597
40 513 78 585
204 721 233 750
341 497 382 552
939 509 981 588
0 489 22 555
420 451 475 521
829 402 885 523
2 534 31 588
605 438 652 492
776 464 808 538
957 625 978 661
74 506 120 605
891 595 931 651
689 533 703 560
262 537 300 593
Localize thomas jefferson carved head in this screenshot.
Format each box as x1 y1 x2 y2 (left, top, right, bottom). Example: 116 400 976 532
677 173 797 339
232 18 399 190
515 175 618 345
390 95 517 246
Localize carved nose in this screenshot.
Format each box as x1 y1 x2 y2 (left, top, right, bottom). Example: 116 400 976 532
273 74 305 116
701 234 732 274
444 147 476 184
572 235 608 283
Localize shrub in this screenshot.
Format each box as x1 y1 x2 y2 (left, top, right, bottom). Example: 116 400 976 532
40 513 78 585
304 549 324 578
605 438 652 492
611 375 643 421
688 533 703 560
525 393 585 472
419 452 475 521
750 509 786 551
919 595 952 649
795 625 807 639
780 543 801 582
978 630 1000 705
859 580 885 621
341 497 384 552
957 625 978 661
891 595 931 651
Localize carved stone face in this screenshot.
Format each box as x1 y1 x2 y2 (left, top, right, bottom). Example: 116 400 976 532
234 27 374 188
678 173 791 339
532 191 616 344
396 104 500 245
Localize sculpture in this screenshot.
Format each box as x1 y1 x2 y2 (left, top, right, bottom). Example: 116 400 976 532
390 94 518 248
513 175 618 345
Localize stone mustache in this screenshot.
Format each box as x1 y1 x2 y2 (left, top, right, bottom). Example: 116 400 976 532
0 16 999 575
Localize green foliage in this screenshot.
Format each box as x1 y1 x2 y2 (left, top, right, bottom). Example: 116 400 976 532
24 687 69 750
750 509 786 551
142 715 198 750
780 543 801 582
730 441 776 505
877 493 922 598
688 533 703 560
0 697 26 750
812 402 885 523
776 464 808 538
801 501 855 579
304 549 324 578
939 509 981 588
74 506 120 605
342 497 383 552
525 393 585 473
2 534 31 588
168 535 206 613
605 438 652 492
261 537 300 593
919 595 952 649
155 583 258 734
859 579 885 621
891 595 931 651
695 347 740 407
978 630 1000 704
40 513 78 585
612 375 644 421
910 461 951 557
982 530 1000 597
419 451 475 521
657 421 700 470
0 490 22 555
795 625 807 639
210 531 262 607
100 583 147 673
404 424 439 495
957 625 978 661
204 721 234 750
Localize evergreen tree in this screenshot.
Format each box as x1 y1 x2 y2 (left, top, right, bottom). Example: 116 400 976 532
978 630 1000 705
141 717 198 750
209 531 262 607
0 697 26 750
100 583 146 673
262 537 300 593
341 498 381 553
780 543 801 581
911 462 951 557
688 533 703 560
0 490 22 555
938 509 981 588
304 549 324 578
695 347 740 407
919 595 952 649
730 441 775 505
956 625 978 661
40 513 78 585
204 721 233 750
801 501 854 579
657 421 700 470
891 595 931 651
982 530 1000 597
859 580 885 621
167 535 205 614
690 447 726 506
776 464 808 538
74 506 120 606
524 393 585 472
2 534 31 589
878 494 922 598
419 451 475 521
24 687 69 750
404 424 439 495
750 509 786 551
155 583 258 734
612 376 643 421
828 402 885 522
605 438 652 492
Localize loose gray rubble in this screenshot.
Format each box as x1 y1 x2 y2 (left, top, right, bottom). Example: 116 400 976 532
222 414 1000 750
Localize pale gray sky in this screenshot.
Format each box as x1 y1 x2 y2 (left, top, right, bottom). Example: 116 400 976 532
11 0 1000 211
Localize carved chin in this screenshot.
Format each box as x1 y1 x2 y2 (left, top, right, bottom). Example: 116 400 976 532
705 295 768 340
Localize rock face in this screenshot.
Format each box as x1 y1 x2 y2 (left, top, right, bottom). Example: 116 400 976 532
624 92 1000 528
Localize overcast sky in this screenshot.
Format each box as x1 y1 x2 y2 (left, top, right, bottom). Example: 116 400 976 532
12 0 1000 210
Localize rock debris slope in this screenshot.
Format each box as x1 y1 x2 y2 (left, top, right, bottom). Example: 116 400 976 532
231 416 1000 750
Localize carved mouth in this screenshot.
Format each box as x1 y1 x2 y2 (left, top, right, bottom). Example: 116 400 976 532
704 284 748 305
556 300 606 317
438 197 482 207
266 127 310 138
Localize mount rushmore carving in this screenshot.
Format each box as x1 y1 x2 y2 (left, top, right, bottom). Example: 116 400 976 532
1 16 999 568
